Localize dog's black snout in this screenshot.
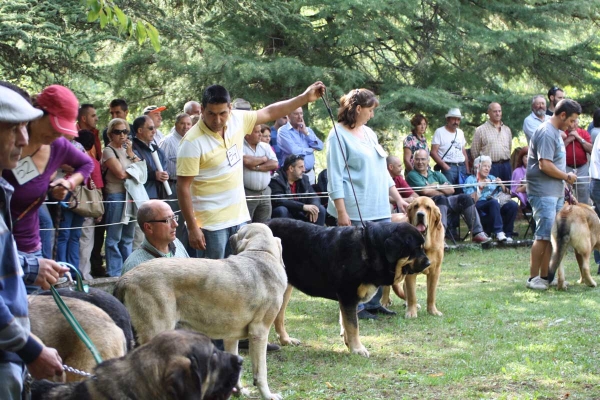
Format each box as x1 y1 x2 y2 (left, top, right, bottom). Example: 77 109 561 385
416 211 425 221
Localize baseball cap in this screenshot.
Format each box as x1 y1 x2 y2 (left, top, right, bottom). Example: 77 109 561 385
143 105 167 114
35 85 79 136
0 86 43 123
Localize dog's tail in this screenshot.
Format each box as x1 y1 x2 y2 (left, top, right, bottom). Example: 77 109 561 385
547 210 571 283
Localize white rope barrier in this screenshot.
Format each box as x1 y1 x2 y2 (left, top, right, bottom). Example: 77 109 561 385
36 175 593 231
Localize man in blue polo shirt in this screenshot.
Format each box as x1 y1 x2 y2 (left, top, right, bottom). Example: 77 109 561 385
277 107 323 184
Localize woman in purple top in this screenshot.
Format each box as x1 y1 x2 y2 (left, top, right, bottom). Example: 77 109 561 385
403 114 429 173
510 146 529 209
2 86 93 268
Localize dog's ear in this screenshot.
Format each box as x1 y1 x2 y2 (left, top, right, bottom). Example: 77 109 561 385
165 356 203 400
432 204 442 229
384 236 404 264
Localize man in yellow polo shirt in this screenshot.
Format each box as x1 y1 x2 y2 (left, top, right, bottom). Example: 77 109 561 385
177 81 326 259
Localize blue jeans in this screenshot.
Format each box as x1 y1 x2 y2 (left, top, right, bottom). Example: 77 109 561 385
197 223 247 260
476 198 518 236
0 361 24 400
352 218 391 312
56 207 84 269
39 203 54 259
442 163 467 192
529 195 563 241
104 192 135 276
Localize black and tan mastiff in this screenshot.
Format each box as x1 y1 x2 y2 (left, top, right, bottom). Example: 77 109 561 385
31 330 242 400
267 219 430 358
114 223 286 400
547 203 599 290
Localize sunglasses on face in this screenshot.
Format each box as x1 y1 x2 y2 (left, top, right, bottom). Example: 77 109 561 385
112 129 129 135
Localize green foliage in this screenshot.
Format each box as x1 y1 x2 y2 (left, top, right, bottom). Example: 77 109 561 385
3 0 600 147
83 0 160 51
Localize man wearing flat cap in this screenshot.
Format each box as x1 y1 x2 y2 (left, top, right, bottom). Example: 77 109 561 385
143 105 166 145
0 83 67 399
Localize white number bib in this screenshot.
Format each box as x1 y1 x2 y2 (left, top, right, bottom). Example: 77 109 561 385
12 156 40 185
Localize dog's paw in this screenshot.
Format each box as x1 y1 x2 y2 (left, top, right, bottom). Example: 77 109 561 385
233 386 250 397
427 307 443 316
268 393 283 400
351 345 370 358
581 278 597 287
279 336 301 346
405 307 418 319
380 298 392 307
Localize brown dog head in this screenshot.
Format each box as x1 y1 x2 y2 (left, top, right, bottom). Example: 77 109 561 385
406 196 442 238
229 223 284 265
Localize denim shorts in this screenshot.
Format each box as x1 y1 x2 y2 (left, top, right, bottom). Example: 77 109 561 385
528 195 563 241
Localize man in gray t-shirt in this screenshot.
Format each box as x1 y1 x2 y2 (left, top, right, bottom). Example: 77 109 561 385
527 122 566 198
525 99 580 291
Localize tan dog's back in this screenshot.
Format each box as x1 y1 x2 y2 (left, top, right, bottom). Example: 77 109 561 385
28 295 127 381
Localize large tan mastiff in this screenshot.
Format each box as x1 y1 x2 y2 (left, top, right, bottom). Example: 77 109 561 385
114 223 287 400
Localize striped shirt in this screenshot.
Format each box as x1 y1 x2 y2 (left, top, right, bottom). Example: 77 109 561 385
177 110 257 231
471 120 512 162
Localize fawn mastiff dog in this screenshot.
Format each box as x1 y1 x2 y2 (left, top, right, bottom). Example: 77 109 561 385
267 218 430 358
547 203 599 290
31 330 242 400
114 223 287 400
28 295 127 382
386 196 445 318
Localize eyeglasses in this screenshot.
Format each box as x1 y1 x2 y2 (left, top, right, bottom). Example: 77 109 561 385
147 215 178 224
146 126 155 131
112 129 129 135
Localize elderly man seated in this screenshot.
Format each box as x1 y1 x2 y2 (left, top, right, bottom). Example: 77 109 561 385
405 149 492 244
269 154 326 225
121 200 188 275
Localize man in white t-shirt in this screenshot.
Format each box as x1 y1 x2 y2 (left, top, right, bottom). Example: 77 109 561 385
243 124 278 222
431 108 470 189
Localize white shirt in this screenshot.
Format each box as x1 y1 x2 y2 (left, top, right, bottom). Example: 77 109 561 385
243 140 277 191
590 130 600 179
432 127 466 163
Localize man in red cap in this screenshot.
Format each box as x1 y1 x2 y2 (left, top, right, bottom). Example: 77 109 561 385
143 105 166 145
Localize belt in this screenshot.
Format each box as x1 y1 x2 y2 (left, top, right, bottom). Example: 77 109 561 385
445 162 464 166
567 164 585 168
494 159 510 163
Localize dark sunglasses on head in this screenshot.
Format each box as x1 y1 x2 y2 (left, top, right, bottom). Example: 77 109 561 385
112 129 129 135
288 154 305 162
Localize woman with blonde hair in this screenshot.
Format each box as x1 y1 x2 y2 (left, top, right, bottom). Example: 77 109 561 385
327 88 407 319
463 155 518 242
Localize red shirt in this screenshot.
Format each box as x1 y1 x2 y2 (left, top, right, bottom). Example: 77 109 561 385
565 127 590 167
393 175 415 198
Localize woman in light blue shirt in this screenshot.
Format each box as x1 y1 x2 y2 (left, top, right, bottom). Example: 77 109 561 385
326 88 407 319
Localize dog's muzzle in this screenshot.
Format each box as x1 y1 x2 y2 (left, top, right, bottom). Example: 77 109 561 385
415 211 428 238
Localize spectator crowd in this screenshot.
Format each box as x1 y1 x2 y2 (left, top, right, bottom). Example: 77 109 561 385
2 81 598 396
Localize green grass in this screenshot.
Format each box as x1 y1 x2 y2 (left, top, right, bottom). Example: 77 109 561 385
239 246 600 399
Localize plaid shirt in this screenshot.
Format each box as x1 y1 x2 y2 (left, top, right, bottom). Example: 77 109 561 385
471 120 512 162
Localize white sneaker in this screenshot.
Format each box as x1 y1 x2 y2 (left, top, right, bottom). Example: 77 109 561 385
497 232 507 242
526 276 549 290
505 236 513 243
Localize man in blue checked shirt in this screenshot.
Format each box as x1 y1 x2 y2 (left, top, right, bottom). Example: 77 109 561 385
277 107 323 184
